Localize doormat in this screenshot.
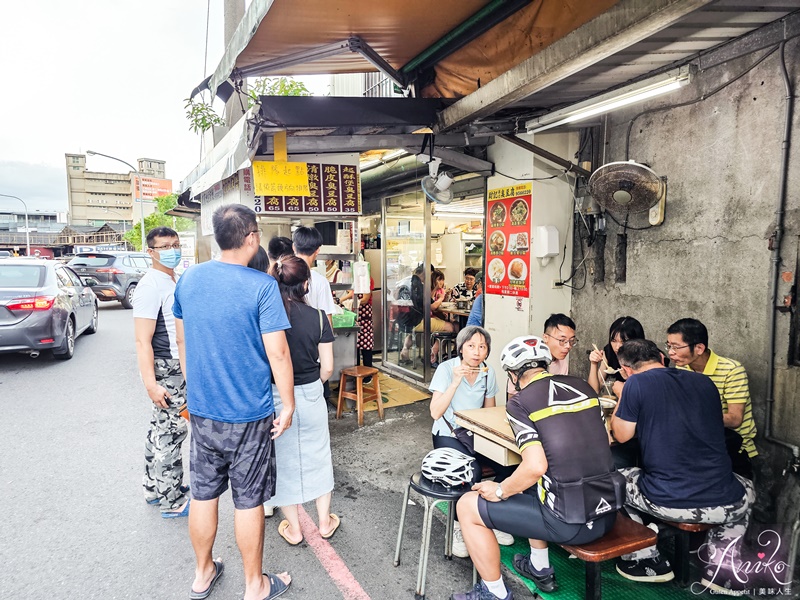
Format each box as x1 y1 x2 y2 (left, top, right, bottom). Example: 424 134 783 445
332 373 430 412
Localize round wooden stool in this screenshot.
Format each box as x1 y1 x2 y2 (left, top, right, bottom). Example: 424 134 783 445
336 366 382 427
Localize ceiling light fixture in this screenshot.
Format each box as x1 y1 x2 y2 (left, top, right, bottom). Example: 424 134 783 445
526 65 694 134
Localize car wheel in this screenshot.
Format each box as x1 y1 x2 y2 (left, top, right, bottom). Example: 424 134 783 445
121 284 136 309
53 318 75 360
86 302 99 334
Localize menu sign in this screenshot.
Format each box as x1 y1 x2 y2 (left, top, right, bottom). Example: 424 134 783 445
249 158 361 216
485 183 532 298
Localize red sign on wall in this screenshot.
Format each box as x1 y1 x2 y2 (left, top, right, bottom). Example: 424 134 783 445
485 184 532 298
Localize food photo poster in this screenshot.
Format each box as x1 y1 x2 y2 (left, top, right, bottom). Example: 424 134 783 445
485 183 532 298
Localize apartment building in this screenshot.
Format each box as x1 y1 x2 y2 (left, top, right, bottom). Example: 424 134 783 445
65 154 172 226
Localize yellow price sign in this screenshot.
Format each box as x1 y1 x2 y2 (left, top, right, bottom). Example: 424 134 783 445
252 161 311 197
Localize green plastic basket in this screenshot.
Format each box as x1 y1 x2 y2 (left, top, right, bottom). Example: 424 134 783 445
332 309 357 328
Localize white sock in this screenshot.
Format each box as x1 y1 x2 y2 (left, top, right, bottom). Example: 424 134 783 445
483 577 508 598
530 547 550 571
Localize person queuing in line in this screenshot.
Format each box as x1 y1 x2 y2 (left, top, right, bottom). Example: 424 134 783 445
429 326 515 559
450 267 478 302
267 255 340 546
609 339 754 592
452 336 622 600
465 271 484 327
292 227 336 325
266 235 293 270
355 271 375 383
247 245 269 273
542 313 577 375
132 226 190 518
174 205 295 600
666 318 757 480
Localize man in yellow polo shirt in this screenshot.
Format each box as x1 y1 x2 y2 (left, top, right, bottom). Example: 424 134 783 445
666 318 756 479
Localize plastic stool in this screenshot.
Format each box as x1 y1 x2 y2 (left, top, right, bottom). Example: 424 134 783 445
336 366 382 427
431 332 457 365
394 472 470 600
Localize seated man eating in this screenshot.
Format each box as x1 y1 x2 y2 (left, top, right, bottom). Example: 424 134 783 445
451 336 623 600
610 339 754 592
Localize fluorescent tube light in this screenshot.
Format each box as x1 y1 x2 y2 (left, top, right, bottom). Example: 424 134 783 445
526 66 694 134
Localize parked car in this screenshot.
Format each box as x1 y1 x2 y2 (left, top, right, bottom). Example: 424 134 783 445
68 252 151 309
0 250 12 258
0 258 98 359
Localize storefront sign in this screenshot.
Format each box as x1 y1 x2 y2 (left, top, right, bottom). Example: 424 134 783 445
251 161 310 197
246 153 361 216
485 183 532 298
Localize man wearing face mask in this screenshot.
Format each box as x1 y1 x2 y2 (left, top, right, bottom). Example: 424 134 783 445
133 227 190 517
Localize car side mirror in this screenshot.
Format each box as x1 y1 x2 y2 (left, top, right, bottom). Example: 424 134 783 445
82 277 100 287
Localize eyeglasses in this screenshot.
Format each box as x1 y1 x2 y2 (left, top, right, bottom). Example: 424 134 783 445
149 243 182 250
545 334 578 347
664 343 690 352
249 230 261 237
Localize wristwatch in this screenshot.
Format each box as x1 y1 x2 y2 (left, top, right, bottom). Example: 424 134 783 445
495 484 505 500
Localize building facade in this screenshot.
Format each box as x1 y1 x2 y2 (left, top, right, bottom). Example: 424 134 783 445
65 154 172 227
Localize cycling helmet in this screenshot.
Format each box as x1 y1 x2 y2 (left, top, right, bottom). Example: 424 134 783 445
421 448 474 487
500 336 552 371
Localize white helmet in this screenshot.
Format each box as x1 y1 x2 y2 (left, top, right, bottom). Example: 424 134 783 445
500 336 552 371
421 448 474 487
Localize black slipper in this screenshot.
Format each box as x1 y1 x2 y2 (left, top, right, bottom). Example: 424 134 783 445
261 572 291 600
189 560 224 600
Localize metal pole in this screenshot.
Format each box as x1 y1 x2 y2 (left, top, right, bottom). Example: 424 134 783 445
86 150 146 250
0 193 30 255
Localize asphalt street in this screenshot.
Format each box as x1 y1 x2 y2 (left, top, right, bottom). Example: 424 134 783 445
0 303 531 600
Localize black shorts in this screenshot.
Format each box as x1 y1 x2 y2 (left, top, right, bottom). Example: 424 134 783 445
477 487 617 544
189 414 276 510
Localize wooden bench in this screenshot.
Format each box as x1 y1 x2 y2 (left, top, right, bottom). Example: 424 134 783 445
659 521 712 587
559 513 657 600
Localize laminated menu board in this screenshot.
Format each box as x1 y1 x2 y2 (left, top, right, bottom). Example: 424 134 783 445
485 183 531 298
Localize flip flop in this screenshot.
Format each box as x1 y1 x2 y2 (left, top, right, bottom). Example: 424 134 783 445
259 572 291 600
277 519 303 545
189 559 224 600
320 514 340 539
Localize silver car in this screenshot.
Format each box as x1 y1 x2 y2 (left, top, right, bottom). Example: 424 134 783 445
0 258 99 359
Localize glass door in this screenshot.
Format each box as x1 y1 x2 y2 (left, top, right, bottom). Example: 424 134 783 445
382 197 430 381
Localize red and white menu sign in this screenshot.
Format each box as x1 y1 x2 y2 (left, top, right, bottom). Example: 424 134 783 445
485 183 531 298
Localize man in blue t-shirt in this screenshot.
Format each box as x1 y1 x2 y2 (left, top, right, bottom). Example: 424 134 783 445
610 339 754 592
173 204 294 600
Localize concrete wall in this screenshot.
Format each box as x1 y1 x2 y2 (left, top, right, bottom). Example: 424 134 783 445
567 38 800 519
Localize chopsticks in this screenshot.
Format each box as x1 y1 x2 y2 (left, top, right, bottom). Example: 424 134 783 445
592 344 621 377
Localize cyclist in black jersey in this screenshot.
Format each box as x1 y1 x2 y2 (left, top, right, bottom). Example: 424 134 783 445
451 336 623 600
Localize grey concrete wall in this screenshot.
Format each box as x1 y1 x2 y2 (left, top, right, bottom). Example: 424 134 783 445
568 38 800 517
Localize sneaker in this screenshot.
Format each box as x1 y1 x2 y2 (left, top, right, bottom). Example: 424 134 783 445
512 554 558 592
451 581 514 600
452 523 469 558
616 556 675 583
493 529 514 546
264 505 275 518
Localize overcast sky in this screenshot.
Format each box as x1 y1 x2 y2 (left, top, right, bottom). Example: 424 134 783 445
0 1 328 215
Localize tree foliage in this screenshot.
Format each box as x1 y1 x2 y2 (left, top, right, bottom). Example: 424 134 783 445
124 194 195 251
184 77 312 133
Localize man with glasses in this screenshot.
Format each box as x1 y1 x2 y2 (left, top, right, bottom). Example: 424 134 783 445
542 313 578 375
666 318 757 480
133 226 189 518
173 205 295 600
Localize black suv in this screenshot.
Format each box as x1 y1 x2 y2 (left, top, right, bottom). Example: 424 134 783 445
68 252 151 309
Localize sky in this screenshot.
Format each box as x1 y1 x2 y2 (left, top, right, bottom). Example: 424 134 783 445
0 1 330 215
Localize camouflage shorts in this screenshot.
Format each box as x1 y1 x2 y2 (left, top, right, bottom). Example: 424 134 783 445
189 414 276 510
